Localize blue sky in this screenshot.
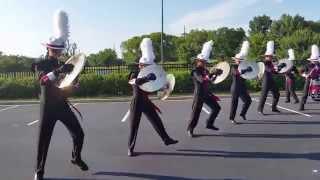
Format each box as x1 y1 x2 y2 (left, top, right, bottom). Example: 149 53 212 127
0 0 319 57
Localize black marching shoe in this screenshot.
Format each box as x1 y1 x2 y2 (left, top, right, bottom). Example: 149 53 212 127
272 108 281 113
294 100 299 104
258 110 265 115
285 100 290 103
71 158 89 171
34 173 43 180
230 119 239 125
240 114 247 120
187 129 194 138
164 138 179 146
128 149 137 157
206 125 219 131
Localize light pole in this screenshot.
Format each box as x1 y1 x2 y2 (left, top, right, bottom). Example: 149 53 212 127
161 0 164 64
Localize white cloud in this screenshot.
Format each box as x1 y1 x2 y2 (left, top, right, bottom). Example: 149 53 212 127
168 0 289 34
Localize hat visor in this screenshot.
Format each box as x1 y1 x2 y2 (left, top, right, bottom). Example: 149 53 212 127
42 43 65 50
261 54 276 57
193 57 209 63
138 62 154 65
307 58 320 61
232 57 245 61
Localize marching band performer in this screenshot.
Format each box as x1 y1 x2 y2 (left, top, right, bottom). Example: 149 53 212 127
284 49 299 104
187 41 222 137
230 41 252 124
299 45 319 111
257 41 281 115
32 10 88 180
127 38 178 157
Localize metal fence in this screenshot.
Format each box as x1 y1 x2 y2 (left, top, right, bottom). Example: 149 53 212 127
0 63 203 79
0 72 36 79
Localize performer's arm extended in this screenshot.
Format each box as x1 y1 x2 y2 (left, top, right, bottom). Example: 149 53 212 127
135 73 156 85
33 62 74 86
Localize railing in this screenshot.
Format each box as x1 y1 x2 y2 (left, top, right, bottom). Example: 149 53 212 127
0 72 36 79
0 63 211 78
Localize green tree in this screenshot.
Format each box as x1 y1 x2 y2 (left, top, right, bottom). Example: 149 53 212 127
0 55 34 72
213 27 246 59
270 14 306 37
121 36 143 63
121 32 179 63
249 15 272 34
176 30 211 63
278 29 320 62
87 48 118 66
248 32 269 59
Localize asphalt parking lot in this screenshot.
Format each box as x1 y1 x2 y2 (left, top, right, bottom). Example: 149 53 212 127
1 96 320 180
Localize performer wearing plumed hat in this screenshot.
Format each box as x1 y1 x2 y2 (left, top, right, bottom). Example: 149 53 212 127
284 49 299 104
32 10 88 180
127 38 178 157
299 45 320 111
257 41 281 115
229 41 252 124
187 41 222 137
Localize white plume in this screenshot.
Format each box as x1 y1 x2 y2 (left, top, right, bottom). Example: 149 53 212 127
234 41 250 60
287 49 295 60
239 41 250 57
308 44 320 61
265 41 274 56
139 38 155 64
197 40 213 61
53 10 70 42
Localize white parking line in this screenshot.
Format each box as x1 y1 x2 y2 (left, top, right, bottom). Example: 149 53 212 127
202 107 210 114
252 98 312 118
121 110 130 122
27 120 39 126
0 105 20 112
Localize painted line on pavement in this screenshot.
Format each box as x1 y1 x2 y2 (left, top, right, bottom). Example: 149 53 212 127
202 107 210 114
252 98 312 118
27 120 39 126
0 105 20 112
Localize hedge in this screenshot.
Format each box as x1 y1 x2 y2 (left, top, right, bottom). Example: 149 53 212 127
0 71 306 99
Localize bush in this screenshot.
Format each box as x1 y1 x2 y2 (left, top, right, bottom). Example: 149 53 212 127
0 77 39 99
0 71 307 99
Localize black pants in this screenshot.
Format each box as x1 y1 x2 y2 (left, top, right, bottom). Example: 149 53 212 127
128 101 171 151
36 103 84 175
285 79 299 102
188 95 221 131
258 83 280 112
299 79 310 110
230 90 252 120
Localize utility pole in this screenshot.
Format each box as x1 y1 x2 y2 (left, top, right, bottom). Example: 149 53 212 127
161 0 164 63
184 25 186 40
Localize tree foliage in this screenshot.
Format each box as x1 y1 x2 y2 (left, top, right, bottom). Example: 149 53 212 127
87 48 119 66
249 15 272 34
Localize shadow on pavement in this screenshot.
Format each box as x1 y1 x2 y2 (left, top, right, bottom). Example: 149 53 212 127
193 132 320 139
242 120 320 125
46 178 105 180
132 150 320 161
93 171 244 180
176 149 320 161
